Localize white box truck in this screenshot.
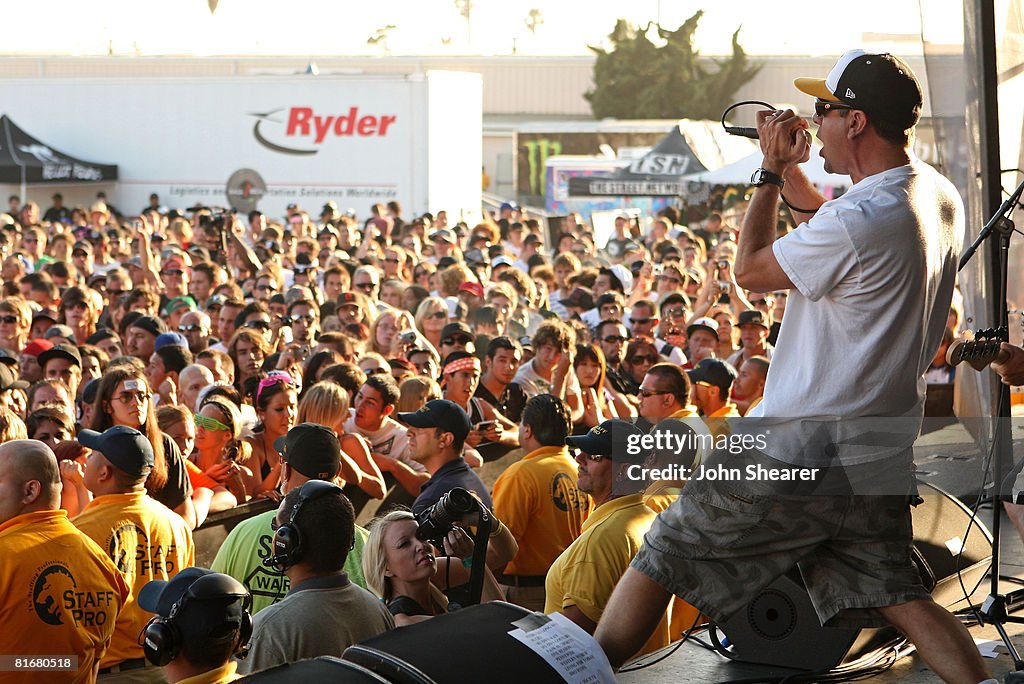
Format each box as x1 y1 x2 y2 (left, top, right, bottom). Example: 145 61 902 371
0 70 482 221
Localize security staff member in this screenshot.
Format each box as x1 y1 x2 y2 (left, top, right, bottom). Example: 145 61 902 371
73 426 194 682
0 440 128 684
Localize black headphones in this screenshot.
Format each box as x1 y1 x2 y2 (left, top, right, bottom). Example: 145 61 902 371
140 573 252 667
263 480 345 572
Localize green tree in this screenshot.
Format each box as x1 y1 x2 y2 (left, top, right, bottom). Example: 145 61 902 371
585 12 760 120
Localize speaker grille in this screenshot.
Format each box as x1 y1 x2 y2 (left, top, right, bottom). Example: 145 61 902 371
746 588 797 640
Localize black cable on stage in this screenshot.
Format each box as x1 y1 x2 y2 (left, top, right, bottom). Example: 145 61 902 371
617 611 705 672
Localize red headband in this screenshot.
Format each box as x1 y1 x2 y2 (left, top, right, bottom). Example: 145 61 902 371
443 356 481 376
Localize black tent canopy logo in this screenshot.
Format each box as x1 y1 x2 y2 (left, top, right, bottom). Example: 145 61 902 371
0 115 117 184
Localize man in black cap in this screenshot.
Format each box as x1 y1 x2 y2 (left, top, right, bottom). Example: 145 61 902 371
398 399 492 516
137 568 250 683
597 51 990 682
72 240 95 276
30 308 59 343
545 419 697 655
726 310 774 368
291 254 319 300
512 233 543 273
238 481 393 674
440 321 475 360
39 342 83 399
687 358 739 422
126 315 167 361
211 423 373 615
72 426 194 680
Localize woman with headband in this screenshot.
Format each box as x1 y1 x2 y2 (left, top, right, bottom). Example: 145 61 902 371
201 399 258 508
245 370 298 499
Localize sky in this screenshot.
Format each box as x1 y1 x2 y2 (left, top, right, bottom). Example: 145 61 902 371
3 0 968 58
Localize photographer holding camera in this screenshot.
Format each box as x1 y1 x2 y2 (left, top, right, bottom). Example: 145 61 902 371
363 493 518 626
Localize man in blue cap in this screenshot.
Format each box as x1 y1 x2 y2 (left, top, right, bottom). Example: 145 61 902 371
73 425 194 681
137 568 250 683
397 399 492 516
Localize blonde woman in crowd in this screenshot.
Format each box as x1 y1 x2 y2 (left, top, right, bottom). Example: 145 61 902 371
362 509 517 626
297 381 386 501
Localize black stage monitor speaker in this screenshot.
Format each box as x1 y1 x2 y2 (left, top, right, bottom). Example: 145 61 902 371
240 656 391 682
343 602 565 684
716 481 992 671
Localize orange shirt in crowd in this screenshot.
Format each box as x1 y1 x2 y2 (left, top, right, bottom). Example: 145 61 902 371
0 509 128 684
73 491 194 669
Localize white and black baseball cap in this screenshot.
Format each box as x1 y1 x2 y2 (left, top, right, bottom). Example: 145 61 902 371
795 49 922 131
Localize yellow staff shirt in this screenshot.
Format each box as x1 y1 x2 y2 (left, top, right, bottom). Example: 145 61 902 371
73 491 194 669
0 509 128 684
491 446 592 577
545 493 701 657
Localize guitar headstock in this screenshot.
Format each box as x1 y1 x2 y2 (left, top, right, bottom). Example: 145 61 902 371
946 327 1009 371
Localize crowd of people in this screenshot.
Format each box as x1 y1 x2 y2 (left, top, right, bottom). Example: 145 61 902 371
0 183 771 682
0 47 1004 684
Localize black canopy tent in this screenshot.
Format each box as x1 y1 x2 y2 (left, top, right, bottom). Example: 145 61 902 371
567 125 703 197
0 115 117 198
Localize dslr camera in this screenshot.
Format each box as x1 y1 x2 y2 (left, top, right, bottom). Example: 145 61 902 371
415 487 478 550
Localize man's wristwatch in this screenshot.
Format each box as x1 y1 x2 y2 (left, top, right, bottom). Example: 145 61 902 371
750 168 785 189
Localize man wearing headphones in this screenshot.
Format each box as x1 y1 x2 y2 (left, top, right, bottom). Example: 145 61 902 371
237 479 394 675
137 568 250 684
211 423 371 615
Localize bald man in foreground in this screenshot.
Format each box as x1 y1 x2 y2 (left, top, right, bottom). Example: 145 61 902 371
0 440 128 684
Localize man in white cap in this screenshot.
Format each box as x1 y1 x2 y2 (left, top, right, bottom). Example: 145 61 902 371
596 50 992 682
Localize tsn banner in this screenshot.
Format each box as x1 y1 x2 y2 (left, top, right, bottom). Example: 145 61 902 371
0 71 482 221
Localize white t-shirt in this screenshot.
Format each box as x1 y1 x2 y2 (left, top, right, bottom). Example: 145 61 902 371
514 357 582 399
343 409 425 472
751 159 963 464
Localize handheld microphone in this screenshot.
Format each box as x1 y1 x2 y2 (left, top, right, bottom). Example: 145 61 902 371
721 100 776 141
724 126 758 139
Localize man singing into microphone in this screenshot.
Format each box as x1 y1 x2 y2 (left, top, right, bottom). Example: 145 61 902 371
595 50 994 683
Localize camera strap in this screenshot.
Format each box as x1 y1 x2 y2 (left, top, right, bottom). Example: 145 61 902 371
463 510 492 607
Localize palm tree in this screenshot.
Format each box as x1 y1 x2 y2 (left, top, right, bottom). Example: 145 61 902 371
367 25 397 55
525 8 544 35
454 0 473 44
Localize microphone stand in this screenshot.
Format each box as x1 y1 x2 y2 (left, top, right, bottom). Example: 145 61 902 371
959 175 1024 680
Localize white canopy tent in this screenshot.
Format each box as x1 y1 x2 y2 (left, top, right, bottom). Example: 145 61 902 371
685 145 849 188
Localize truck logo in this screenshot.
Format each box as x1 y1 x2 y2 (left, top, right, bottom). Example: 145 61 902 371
250 106 397 156
226 168 267 213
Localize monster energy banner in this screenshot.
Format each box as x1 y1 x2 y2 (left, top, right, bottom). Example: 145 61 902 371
518 131 668 199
